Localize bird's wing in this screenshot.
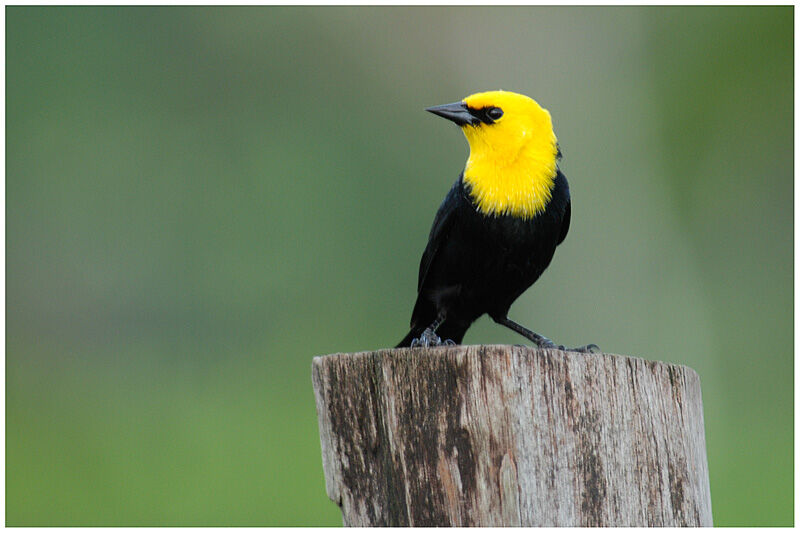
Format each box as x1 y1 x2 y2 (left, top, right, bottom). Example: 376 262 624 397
557 198 571 245
417 178 462 292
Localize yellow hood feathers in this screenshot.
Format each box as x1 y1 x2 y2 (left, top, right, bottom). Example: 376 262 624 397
460 90 559 219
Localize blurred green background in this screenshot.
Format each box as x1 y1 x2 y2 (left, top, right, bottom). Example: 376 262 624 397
6 6 792 526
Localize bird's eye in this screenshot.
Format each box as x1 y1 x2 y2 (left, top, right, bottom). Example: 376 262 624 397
487 107 504 121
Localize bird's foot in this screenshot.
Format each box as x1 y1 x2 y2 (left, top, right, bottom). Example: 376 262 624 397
528 339 601 354
410 328 456 348
557 343 600 354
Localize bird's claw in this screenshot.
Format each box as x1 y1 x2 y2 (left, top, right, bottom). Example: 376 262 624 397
410 328 455 348
541 342 601 354
570 343 601 353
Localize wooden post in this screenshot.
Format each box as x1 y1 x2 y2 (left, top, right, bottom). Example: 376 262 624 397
312 345 712 527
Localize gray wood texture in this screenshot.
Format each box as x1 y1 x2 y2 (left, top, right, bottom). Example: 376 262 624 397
312 345 712 526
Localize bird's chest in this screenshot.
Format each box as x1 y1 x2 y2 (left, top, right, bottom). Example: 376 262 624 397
461 204 558 257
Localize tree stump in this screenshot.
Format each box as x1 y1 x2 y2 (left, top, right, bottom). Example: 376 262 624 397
312 345 712 526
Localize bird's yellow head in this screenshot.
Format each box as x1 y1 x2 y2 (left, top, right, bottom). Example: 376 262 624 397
427 90 559 219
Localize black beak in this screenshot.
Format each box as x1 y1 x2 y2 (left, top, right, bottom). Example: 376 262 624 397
425 101 476 127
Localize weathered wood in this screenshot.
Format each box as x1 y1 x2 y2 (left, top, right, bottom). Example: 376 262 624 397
312 345 712 527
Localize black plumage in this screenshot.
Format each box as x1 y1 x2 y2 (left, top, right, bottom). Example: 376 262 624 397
397 169 571 348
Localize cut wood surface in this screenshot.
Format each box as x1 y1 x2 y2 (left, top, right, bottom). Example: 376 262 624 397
312 345 712 527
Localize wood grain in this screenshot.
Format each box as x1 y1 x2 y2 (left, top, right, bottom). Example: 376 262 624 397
312 345 712 526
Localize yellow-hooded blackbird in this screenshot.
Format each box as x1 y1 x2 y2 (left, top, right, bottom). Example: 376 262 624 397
397 90 597 352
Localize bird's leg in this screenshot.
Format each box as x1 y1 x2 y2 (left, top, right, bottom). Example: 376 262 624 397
410 313 456 347
495 316 558 348
493 316 599 354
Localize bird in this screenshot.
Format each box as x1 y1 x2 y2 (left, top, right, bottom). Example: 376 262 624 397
396 90 597 353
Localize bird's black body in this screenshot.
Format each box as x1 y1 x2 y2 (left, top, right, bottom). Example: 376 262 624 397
397 169 571 347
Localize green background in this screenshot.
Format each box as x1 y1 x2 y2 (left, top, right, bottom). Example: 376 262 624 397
6 6 793 526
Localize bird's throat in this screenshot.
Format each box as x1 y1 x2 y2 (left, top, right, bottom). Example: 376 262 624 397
463 143 558 219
